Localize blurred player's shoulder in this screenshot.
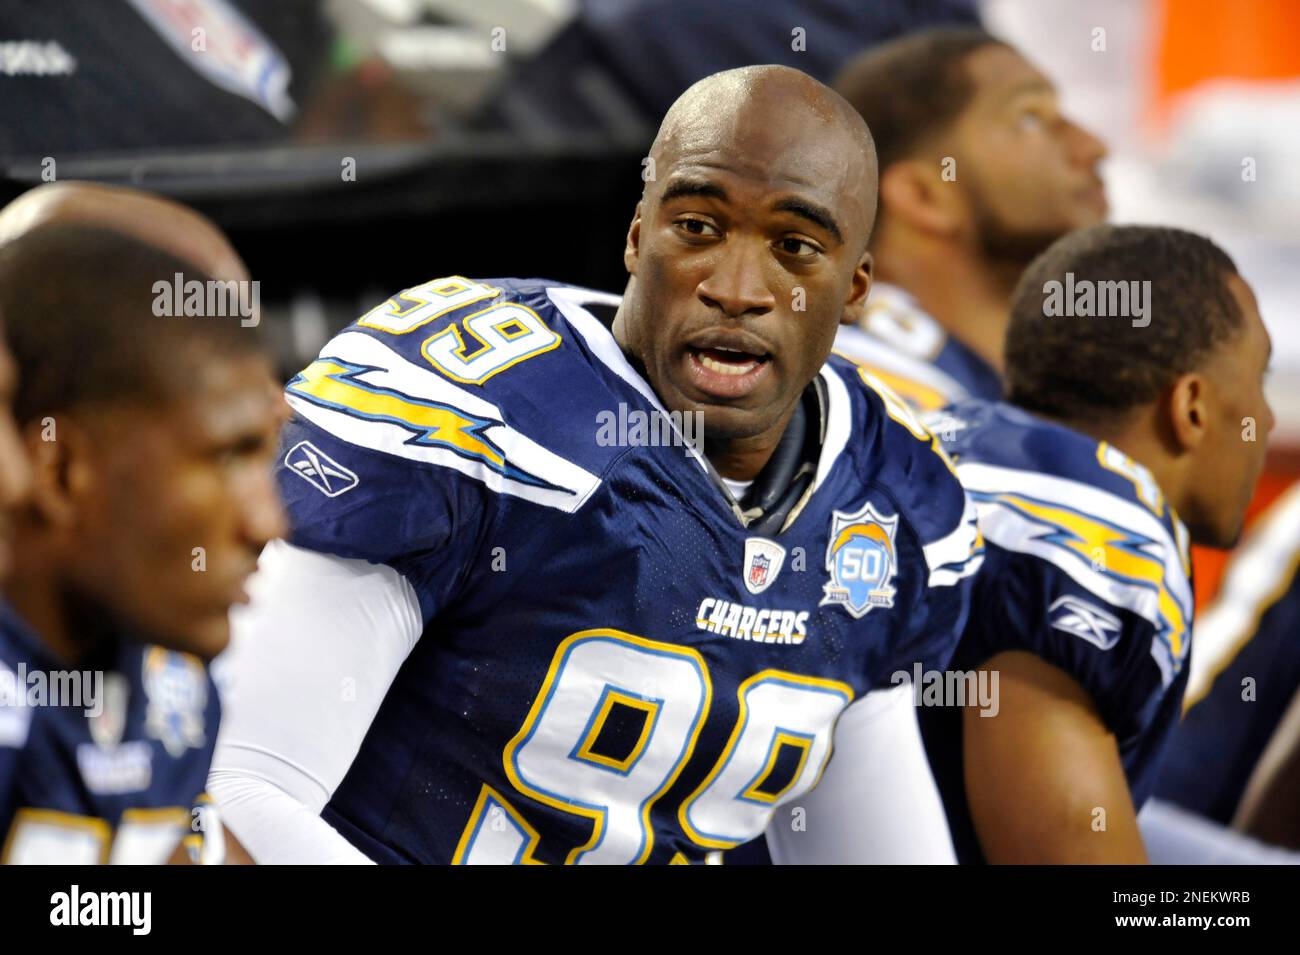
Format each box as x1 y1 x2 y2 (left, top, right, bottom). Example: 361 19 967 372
0 601 220 864
834 282 1001 413
0 604 34 755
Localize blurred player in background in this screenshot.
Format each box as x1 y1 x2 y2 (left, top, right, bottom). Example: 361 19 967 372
0 213 285 863
0 181 250 284
1234 656 1300 850
773 225 1272 863
0 323 31 583
209 65 983 864
1149 483 1300 858
832 26 1107 411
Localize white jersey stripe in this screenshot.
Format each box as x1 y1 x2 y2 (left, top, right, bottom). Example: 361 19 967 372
288 330 602 513
957 461 1193 612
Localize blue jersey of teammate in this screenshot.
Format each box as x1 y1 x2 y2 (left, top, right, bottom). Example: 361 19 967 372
834 282 1002 413
0 602 219 864
917 399 1195 863
1156 483 1300 823
274 276 983 864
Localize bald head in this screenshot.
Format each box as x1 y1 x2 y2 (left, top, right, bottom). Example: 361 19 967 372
0 181 248 282
648 65 878 247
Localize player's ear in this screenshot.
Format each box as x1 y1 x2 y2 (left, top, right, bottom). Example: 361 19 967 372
1166 372 1209 453
879 160 959 238
841 250 874 326
21 413 91 529
623 201 643 276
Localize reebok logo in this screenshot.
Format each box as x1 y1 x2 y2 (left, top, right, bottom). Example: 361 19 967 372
1049 595 1122 650
285 441 359 498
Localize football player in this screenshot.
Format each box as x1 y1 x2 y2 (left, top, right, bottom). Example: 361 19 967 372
208 65 984 864
0 325 31 582
770 224 1273 863
831 26 1107 410
0 223 286 863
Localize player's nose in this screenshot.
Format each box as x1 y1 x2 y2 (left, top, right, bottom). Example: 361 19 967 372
697 240 776 319
1065 117 1108 169
0 420 32 510
238 469 288 551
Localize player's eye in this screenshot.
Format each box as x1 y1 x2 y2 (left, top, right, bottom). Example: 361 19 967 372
776 236 820 258
1016 108 1050 132
675 217 720 239
215 432 272 466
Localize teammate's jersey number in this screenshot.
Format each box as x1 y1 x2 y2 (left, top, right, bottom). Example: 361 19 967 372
2 807 190 864
358 276 560 385
454 629 853 865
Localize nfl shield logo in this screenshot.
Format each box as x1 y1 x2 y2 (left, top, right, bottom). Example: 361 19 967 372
743 538 786 595
88 673 130 750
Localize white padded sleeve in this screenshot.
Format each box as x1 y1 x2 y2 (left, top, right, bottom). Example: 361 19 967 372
764 682 957 864
207 539 423 864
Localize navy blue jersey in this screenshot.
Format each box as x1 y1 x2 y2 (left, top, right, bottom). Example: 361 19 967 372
917 400 1195 863
0 603 219 864
1157 483 1300 823
834 282 1002 413
276 276 983 864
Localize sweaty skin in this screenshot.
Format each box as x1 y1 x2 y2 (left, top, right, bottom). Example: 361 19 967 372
613 66 878 480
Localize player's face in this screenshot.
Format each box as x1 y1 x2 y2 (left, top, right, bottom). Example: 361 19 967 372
1185 275 1274 548
952 46 1108 261
622 111 872 443
70 353 288 660
0 338 33 580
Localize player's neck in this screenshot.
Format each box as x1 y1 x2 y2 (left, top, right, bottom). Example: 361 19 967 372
3 541 99 665
876 243 1020 374
701 403 800 481
1059 408 1190 521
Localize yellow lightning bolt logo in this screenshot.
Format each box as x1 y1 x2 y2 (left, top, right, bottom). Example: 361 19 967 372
988 492 1189 662
287 358 555 489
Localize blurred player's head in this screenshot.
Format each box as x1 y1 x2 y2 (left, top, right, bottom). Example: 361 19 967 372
0 180 249 284
616 64 877 461
835 26 1107 267
0 224 286 660
0 328 32 581
1005 224 1273 549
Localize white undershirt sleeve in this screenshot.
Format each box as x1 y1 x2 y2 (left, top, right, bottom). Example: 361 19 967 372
764 682 957 864
206 538 423 864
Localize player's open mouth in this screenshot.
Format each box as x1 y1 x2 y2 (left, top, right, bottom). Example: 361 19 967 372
684 339 773 400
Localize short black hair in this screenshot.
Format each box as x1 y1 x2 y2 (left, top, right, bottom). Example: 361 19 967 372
1005 224 1245 423
833 26 1007 171
0 222 262 425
